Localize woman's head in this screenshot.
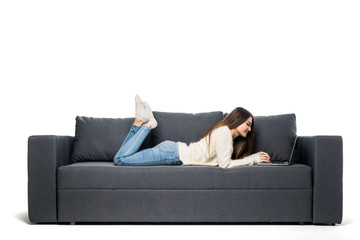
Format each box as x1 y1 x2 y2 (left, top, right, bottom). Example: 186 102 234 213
233 116 252 138
222 107 254 139
203 107 255 159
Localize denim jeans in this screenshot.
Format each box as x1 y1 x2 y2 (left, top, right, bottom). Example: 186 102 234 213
114 124 182 166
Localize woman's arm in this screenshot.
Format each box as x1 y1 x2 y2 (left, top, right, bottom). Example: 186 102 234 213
227 153 261 168
213 128 259 168
227 152 271 168
212 127 270 168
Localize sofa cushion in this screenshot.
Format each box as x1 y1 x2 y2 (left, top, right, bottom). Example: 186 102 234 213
252 114 297 161
71 116 152 162
151 111 224 145
71 112 296 163
58 162 312 190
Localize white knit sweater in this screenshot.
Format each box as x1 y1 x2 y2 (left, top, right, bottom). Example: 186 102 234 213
177 126 261 168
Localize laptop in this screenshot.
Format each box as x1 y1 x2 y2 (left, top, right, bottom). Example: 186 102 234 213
257 136 298 166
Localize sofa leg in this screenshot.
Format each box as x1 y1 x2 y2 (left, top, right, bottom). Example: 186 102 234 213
70 222 76 225
299 222 304 225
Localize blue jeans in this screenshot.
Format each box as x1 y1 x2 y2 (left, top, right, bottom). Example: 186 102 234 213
114 124 182 166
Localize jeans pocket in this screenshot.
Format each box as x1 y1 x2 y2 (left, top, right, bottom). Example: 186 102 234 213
158 141 172 153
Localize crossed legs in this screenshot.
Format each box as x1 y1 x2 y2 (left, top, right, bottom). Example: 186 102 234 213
113 95 181 166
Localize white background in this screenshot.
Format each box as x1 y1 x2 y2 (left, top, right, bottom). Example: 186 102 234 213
1 0 359 239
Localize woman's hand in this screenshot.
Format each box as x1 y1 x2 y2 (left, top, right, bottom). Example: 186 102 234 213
258 151 271 163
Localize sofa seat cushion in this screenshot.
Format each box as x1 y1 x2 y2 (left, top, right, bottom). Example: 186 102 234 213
58 162 312 190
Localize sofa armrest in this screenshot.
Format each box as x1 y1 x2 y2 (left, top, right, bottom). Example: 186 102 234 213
28 135 74 223
297 136 343 224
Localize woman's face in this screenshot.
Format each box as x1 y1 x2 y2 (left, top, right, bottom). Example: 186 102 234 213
236 117 252 138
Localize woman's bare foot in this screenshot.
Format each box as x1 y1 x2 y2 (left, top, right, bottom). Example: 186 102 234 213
133 118 152 129
133 118 144 127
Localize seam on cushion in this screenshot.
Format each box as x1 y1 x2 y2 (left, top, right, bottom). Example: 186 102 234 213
57 188 312 191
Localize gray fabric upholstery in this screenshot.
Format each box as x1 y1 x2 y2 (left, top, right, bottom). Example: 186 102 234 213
297 136 343 224
71 116 152 162
27 112 343 224
58 162 312 190
28 135 74 223
151 111 224 145
252 114 297 161
70 112 297 162
58 189 312 223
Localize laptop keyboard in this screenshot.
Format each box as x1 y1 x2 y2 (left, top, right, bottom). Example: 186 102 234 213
270 160 288 165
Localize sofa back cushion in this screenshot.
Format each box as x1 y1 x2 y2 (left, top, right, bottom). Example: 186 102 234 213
252 113 297 161
71 116 152 162
151 111 224 145
70 112 296 163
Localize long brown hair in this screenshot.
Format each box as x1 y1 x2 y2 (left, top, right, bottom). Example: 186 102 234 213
202 107 255 159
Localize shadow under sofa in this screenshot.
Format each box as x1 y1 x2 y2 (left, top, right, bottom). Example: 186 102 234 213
27 111 343 224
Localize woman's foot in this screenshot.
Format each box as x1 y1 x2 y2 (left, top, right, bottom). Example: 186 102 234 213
133 118 144 127
135 95 149 123
143 101 158 129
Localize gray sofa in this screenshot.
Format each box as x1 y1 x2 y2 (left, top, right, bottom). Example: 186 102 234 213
28 111 343 224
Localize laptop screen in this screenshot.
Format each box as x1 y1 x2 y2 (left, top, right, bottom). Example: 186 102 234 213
287 136 298 163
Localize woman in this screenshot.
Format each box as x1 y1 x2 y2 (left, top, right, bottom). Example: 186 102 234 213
114 95 271 168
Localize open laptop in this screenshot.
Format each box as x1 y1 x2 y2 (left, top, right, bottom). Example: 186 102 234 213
257 136 298 166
